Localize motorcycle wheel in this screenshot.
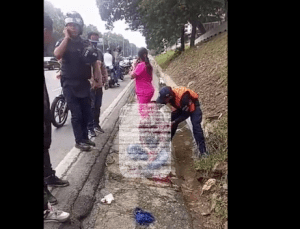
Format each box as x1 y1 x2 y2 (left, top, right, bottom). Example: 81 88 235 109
50 96 68 128
109 80 114 88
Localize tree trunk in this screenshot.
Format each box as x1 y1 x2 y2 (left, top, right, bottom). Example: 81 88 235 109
180 25 185 51
224 0 228 21
196 21 206 35
190 21 196 47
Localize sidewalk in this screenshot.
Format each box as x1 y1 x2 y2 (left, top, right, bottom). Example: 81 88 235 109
84 123 193 229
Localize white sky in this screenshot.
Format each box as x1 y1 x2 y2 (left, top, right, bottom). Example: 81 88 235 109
46 0 147 48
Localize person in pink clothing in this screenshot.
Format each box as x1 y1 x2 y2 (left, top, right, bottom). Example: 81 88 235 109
130 48 155 119
130 47 154 104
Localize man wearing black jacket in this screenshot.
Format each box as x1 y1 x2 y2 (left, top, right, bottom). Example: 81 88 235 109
54 11 95 151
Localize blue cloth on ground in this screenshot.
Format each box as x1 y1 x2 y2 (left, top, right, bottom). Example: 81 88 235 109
134 207 155 226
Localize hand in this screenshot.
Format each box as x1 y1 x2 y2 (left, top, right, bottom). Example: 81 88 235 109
63 27 71 39
56 73 61 80
130 73 136 79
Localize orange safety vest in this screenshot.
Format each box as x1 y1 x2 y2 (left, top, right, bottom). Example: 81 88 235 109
171 86 199 112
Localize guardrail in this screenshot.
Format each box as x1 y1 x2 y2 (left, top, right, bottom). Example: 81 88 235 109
169 21 227 51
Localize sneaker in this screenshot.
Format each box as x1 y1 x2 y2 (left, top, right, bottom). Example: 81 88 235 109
45 174 69 187
75 142 92 151
115 83 120 87
44 203 70 223
82 139 96 147
94 126 105 133
88 129 96 137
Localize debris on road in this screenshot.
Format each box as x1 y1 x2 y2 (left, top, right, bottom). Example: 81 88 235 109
100 193 114 205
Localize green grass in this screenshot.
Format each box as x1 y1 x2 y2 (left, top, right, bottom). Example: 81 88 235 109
194 114 228 172
154 50 175 70
214 196 228 220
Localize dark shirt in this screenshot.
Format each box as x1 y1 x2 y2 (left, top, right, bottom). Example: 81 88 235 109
96 48 104 63
55 36 92 98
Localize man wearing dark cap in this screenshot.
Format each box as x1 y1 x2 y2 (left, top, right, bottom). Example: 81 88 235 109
156 86 207 157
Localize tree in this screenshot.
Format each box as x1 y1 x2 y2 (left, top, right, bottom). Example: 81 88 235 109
96 0 225 53
82 24 102 39
44 0 65 56
177 0 224 47
44 1 105 56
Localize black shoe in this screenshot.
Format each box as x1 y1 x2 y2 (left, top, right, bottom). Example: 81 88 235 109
45 187 58 205
94 126 105 133
45 174 69 187
88 129 96 137
82 139 96 147
75 142 92 151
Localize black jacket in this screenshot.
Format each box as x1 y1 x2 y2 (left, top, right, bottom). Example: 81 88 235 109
55 36 92 98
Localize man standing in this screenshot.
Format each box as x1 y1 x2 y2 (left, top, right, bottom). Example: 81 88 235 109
87 32 107 137
156 86 208 157
113 45 123 80
104 48 120 87
54 11 95 151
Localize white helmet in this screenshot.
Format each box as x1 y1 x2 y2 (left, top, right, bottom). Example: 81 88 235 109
64 11 84 35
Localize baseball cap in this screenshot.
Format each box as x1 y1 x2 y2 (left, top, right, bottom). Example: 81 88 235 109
156 86 173 104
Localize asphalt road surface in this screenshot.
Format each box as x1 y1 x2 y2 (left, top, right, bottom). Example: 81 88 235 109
44 69 132 169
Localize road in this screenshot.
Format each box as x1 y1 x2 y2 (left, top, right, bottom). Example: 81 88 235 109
44 69 132 169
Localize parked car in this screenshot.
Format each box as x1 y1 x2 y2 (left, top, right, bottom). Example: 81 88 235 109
44 57 60 70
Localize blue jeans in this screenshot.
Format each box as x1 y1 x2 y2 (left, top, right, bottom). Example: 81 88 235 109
111 67 118 84
63 86 92 144
171 104 207 154
115 63 122 79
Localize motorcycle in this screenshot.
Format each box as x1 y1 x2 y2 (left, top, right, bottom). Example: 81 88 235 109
106 65 119 88
50 88 69 128
119 59 131 75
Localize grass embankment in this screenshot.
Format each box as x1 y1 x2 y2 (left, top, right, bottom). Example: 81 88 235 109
155 32 228 169
155 32 228 226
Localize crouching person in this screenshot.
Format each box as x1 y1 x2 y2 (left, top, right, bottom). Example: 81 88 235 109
156 86 208 157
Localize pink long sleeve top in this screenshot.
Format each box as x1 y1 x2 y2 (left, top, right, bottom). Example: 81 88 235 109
132 62 154 103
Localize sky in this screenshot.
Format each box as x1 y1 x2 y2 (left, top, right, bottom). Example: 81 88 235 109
46 0 147 48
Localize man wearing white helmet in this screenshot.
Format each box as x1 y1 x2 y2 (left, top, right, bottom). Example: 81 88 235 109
54 11 95 151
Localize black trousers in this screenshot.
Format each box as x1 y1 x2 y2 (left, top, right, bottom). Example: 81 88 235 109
88 87 103 130
63 86 93 144
171 105 207 155
44 108 55 178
